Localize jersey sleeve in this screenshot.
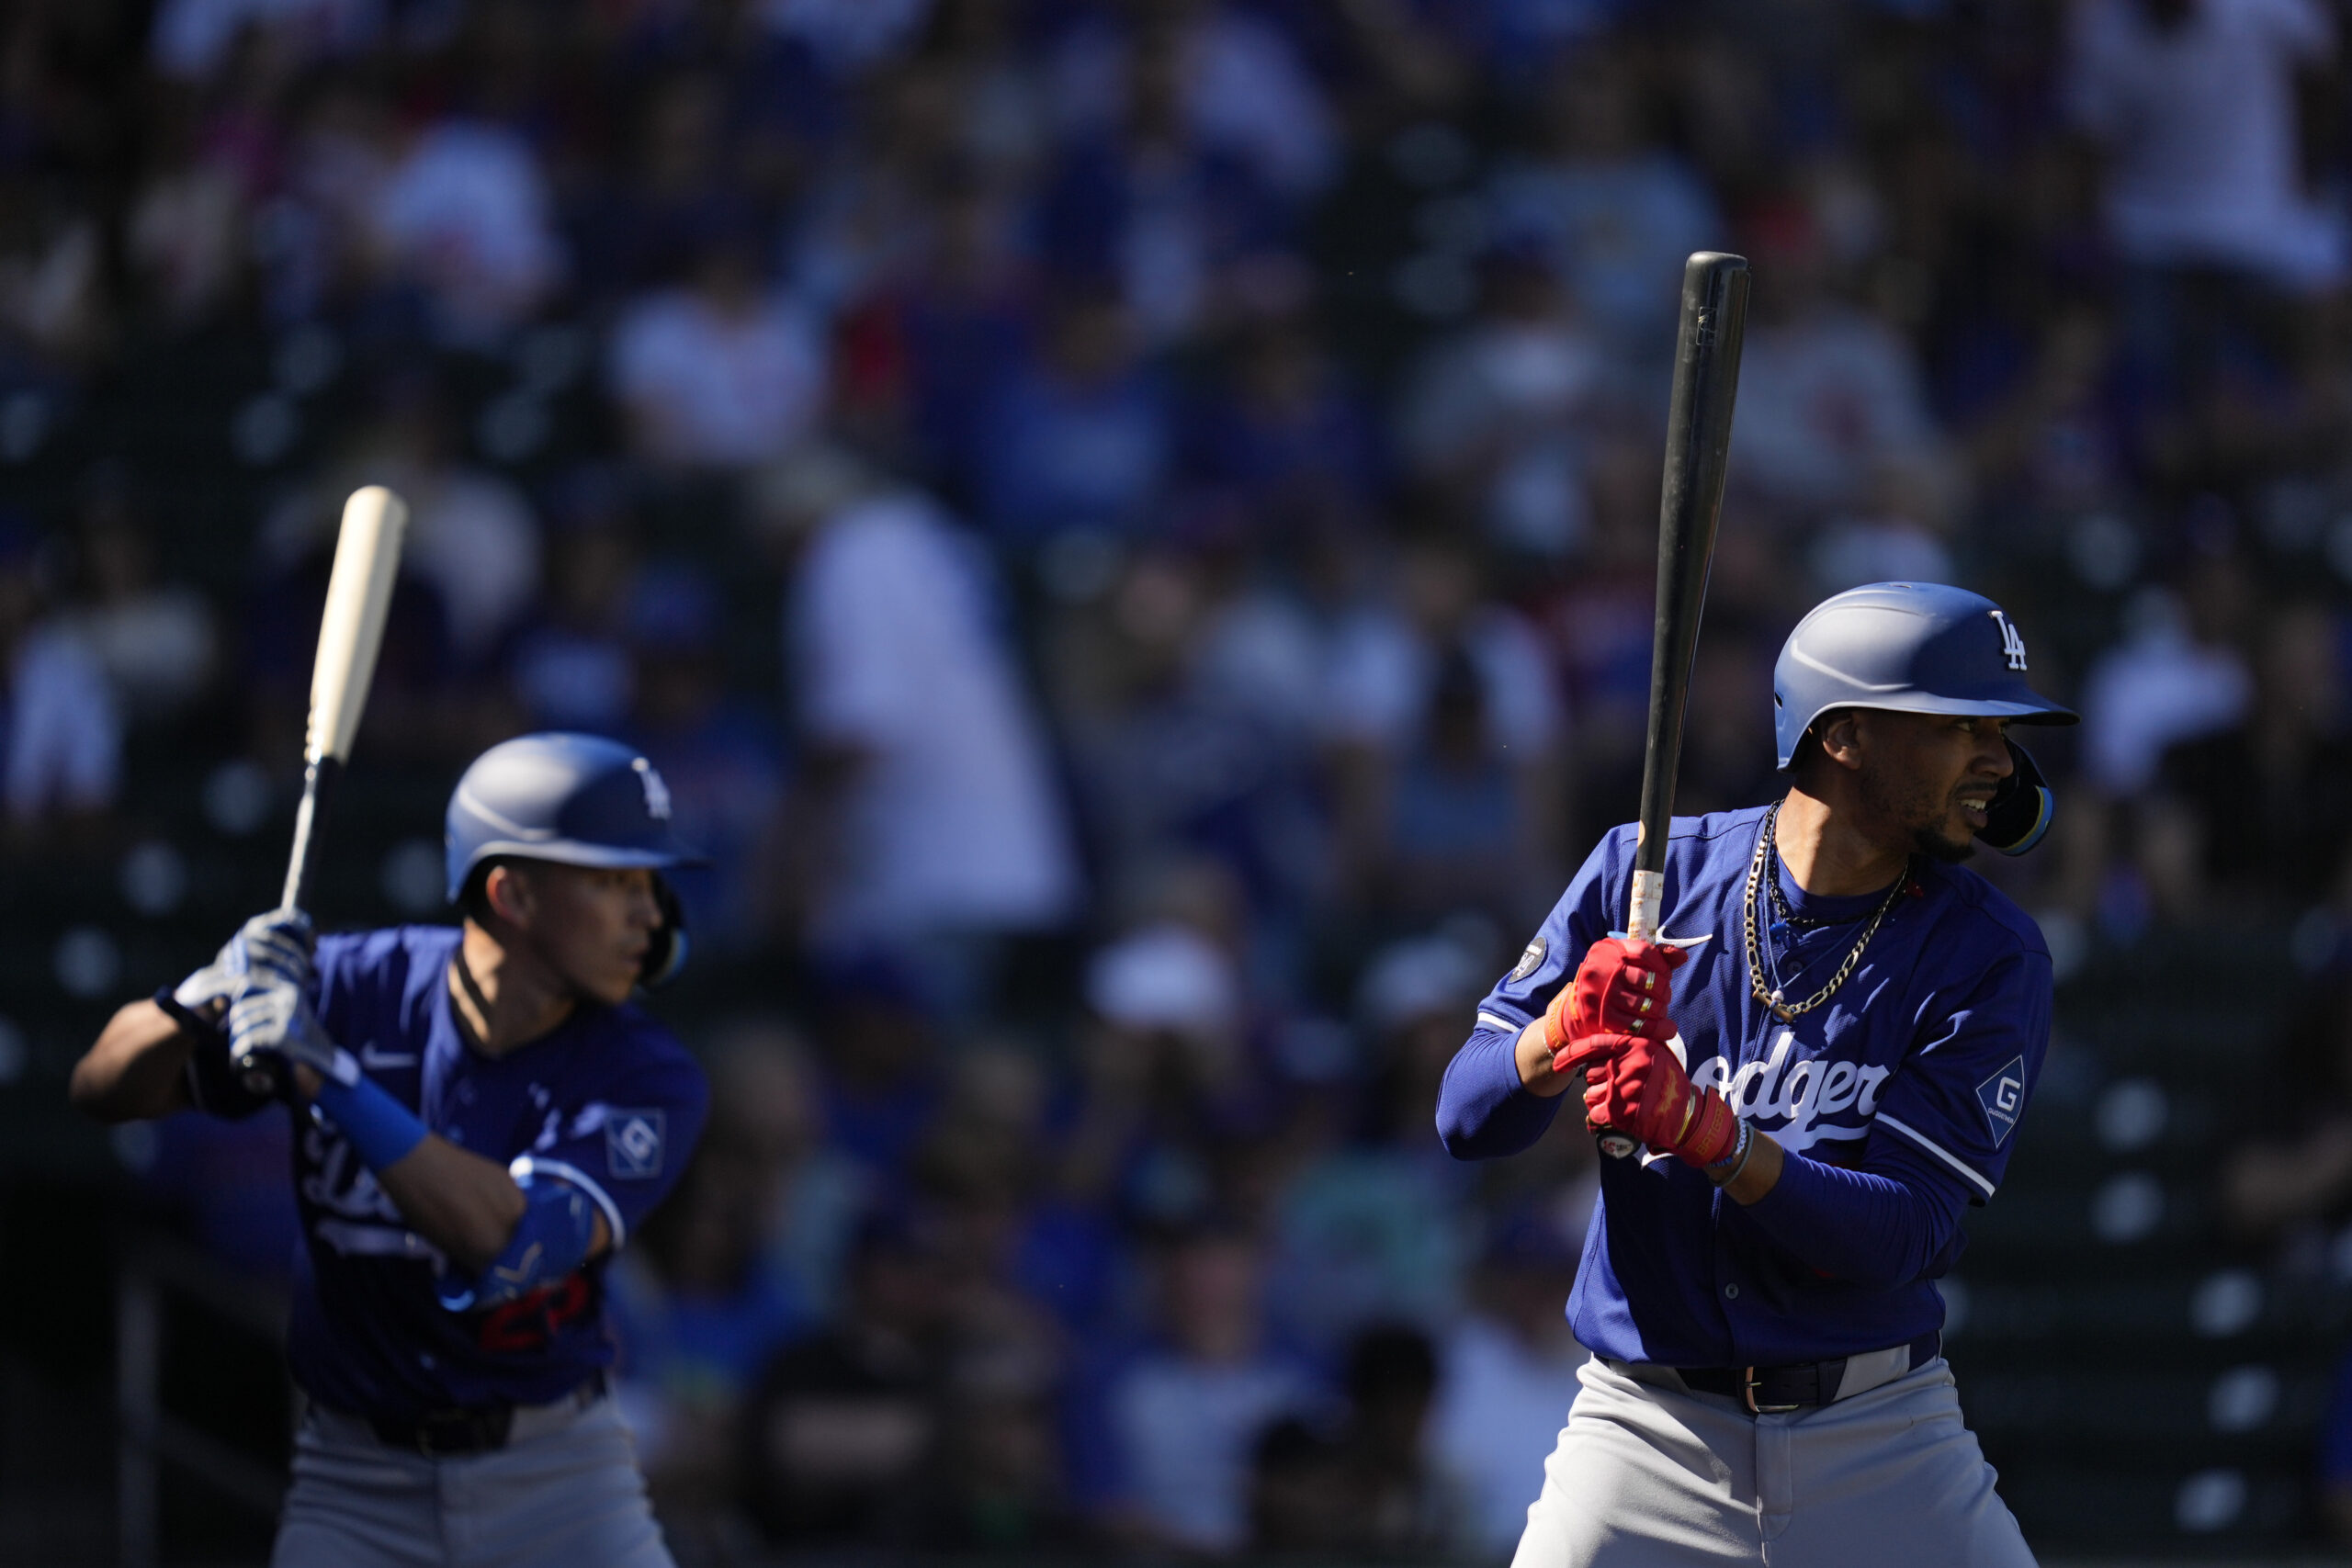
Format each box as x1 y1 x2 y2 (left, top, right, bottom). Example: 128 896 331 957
307 929 401 1040
1866 942 2052 1207
1435 829 1623 1159
508 1041 710 1247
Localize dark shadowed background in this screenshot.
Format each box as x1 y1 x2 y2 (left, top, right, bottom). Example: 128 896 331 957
4 0 2352 1562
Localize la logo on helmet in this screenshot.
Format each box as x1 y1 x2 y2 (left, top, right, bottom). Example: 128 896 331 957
1988 611 2028 672
633 758 673 820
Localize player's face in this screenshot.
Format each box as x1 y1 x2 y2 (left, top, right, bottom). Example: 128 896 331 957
512 863 662 1006
1855 711 2013 863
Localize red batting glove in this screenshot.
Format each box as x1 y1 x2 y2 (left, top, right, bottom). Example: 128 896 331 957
1544 938 1688 1078
1583 1036 1740 1167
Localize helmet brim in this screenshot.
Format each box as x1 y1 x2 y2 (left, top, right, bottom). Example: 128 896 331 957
445 836 710 902
1776 691 2077 770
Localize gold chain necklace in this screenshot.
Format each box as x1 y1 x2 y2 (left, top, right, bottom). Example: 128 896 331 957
1743 803 1911 1023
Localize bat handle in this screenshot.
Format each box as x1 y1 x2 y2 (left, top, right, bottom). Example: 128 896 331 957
1594 866 1672 1160
279 753 340 915
1626 867 1665 944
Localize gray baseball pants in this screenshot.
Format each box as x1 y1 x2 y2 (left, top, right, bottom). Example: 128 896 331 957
1511 1355 2036 1567
270 1393 673 1568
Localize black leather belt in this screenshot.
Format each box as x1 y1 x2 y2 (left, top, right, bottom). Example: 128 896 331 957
360 1371 605 1456
371 1404 513 1455
1677 1331 1940 1415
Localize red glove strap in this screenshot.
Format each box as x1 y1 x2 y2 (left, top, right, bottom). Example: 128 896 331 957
1677 1089 1739 1168
1582 1038 1740 1168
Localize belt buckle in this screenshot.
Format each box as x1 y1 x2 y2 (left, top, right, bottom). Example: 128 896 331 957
1741 1367 1802 1416
413 1406 510 1456
413 1410 477 1457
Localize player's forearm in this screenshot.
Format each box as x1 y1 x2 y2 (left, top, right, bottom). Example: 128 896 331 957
1710 1123 1784 1204
69 1000 196 1122
371 1137 532 1270
1737 1145 1962 1291
1512 1019 1579 1098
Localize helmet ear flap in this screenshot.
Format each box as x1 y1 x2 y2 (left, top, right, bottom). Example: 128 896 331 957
639 875 690 987
1978 738 2054 856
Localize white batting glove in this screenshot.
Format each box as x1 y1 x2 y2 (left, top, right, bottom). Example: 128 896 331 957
226 978 357 1088
176 909 316 1012
201 911 356 1088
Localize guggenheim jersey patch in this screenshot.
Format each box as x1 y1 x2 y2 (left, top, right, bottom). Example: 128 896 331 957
606 1109 667 1179
1976 1057 2026 1146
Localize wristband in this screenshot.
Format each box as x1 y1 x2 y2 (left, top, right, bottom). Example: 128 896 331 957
1706 1118 1754 1185
311 1073 429 1172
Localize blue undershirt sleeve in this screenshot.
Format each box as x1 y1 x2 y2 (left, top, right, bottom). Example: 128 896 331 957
1741 1136 1973 1290
1437 1024 1566 1158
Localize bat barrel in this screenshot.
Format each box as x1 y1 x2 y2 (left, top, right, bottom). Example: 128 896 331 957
280 485 407 920
1633 253 1750 898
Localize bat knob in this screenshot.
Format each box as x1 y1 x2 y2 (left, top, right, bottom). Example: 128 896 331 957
1597 1131 1638 1160
236 1055 286 1100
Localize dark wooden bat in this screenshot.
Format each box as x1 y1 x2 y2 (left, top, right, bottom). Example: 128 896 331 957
1597 252 1750 1161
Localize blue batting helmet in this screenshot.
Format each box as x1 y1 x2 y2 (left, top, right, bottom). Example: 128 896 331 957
444 733 707 984
1771 581 2076 772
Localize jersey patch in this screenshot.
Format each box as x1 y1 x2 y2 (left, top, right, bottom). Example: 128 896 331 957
1976 1056 2027 1145
1510 936 1548 981
606 1109 667 1179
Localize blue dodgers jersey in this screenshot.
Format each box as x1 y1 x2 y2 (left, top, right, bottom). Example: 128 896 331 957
1457 806 2052 1367
283 926 708 1418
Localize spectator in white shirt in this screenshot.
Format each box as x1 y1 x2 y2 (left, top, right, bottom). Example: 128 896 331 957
342 392 543 669
2067 0 2343 290
1728 199 1954 520
74 478 217 723
0 528 119 828
1486 48 1725 374
610 238 831 470
760 448 1081 966
1320 537 1566 921
2080 578 2254 798
1102 1229 1321 1552
1397 250 1609 558
1430 1199 1591 1559
2067 0 2344 444
368 118 563 343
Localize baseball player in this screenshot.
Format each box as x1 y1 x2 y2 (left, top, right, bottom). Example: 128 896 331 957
70 732 710 1568
1438 583 2071 1565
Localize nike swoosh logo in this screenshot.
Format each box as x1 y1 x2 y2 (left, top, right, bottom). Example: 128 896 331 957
1606 932 1715 948
359 1047 418 1069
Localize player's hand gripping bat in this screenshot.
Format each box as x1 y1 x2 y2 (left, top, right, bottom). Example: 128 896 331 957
1596 254 1749 1160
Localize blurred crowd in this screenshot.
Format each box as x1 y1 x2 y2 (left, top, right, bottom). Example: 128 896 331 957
15 0 2352 1556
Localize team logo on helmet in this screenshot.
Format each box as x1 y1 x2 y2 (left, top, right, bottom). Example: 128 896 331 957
633 758 673 821
1989 611 2028 672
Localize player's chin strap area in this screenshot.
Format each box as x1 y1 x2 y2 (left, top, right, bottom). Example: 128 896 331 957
639 876 690 988
1976 739 2053 857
